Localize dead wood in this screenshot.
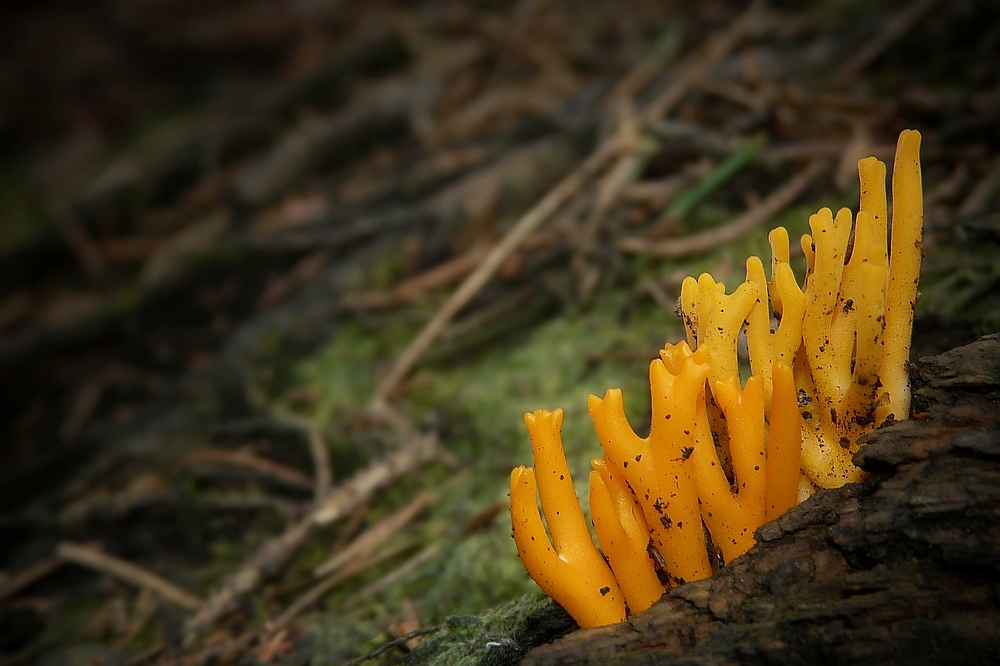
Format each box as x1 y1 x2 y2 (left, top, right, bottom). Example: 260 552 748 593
520 334 1000 666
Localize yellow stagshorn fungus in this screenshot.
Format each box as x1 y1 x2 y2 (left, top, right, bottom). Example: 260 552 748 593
509 130 922 628
511 409 626 627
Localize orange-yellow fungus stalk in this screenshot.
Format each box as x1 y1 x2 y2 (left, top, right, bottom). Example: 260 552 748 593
879 129 923 425
686 374 765 562
589 459 665 614
765 361 800 521
588 355 711 583
509 410 626 628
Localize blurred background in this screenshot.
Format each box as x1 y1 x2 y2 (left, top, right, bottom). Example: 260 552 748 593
1 0 999 664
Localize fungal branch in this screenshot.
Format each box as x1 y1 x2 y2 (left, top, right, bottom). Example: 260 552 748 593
510 409 626 628
509 130 923 629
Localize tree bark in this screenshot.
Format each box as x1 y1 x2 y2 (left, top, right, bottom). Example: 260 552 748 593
523 334 1000 666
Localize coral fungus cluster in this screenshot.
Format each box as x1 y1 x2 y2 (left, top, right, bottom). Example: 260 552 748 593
509 130 923 628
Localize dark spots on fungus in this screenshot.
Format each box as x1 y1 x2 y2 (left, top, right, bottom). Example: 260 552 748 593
802 411 812 419
559 475 564 480
623 461 629 468
830 408 838 424
635 454 642 462
681 446 694 460
797 389 812 407
839 437 851 449
660 515 673 530
842 299 854 313
599 586 611 596
653 498 665 514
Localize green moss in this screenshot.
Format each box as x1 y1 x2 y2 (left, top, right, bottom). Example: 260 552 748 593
409 292 678 479
295 323 387 415
311 616 385 666
404 594 575 666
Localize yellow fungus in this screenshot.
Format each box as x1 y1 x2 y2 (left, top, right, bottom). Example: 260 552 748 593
510 130 923 628
509 410 626 628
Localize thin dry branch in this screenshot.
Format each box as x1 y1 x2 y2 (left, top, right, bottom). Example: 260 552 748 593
369 141 618 404
182 434 443 645
181 449 315 493
55 211 106 281
340 543 441 612
314 434 442 523
958 155 1000 217
832 0 941 84
270 540 416 632
314 490 434 577
0 557 65 603
619 160 827 257
638 1 767 126
56 542 202 610
280 415 333 503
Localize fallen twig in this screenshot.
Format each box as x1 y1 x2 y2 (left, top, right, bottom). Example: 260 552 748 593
832 0 941 84
181 449 315 494
279 415 333 504
255 250 332 312
340 245 491 310
55 211 106 281
619 160 827 257
638 1 767 126
958 155 1000 218
56 542 202 610
182 434 443 645
314 434 442 524
124 641 164 666
343 622 448 666
314 490 434 577
369 140 618 404
340 542 441 612
270 540 416 632
0 557 65 603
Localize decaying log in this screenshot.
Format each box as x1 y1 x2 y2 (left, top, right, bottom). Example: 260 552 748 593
521 334 1000 666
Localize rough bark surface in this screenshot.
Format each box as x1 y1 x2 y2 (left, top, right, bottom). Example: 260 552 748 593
523 334 1000 666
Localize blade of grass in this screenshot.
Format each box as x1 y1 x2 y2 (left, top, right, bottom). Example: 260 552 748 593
664 134 766 220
